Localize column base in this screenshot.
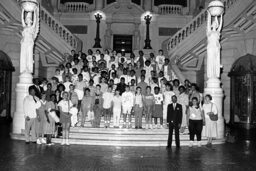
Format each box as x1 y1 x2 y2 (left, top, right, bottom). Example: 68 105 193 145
12 72 33 134
204 78 225 139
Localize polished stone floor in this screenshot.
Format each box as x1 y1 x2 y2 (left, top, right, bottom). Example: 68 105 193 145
0 121 256 171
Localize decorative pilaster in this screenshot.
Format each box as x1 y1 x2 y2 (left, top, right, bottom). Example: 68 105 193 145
104 22 112 50
95 0 104 10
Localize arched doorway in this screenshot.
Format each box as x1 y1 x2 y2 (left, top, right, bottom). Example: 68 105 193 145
0 51 14 120
228 54 256 140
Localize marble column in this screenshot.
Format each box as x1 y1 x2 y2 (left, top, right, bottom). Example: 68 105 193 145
12 0 39 134
95 0 104 10
51 0 59 13
34 51 40 77
133 23 141 50
204 1 225 139
143 0 152 11
104 22 112 50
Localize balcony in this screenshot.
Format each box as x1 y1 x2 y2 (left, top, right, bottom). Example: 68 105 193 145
157 4 184 15
59 2 94 13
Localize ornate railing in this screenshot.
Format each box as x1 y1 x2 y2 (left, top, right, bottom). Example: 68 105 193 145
158 4 183 15
61 2 93 13
167 0 238 53
40 6 78 50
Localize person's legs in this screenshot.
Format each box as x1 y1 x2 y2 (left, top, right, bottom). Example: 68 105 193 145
138 107 143 128
81 108 88 127
25 119 31 142
66 123 70 145
167 123 174 147
189 120 195 141
113 108 117 127
196 120 203 141
116 109 121 127
30 118 37 142
160 117 163 126
134 106 139 128
174 125 180 147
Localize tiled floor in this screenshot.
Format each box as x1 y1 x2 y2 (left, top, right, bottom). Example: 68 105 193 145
1 121 256 171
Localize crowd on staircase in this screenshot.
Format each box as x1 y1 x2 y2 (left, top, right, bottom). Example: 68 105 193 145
23 49 218 147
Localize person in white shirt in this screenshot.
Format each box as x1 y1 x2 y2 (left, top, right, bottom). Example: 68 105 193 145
63 76 72 92
144 60 153 84
104 49 111 68
121 85 134 128
163 83 175 127
23 86 41 144
54 69 63 83
74 74 86 112
156 49 165 71
58 92 74 145
120 69 129 85
102 86 114 128
134 87 144 129
112 89 122 128
95 49 101 61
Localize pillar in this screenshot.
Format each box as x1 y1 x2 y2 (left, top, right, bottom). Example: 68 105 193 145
12 0 39 134
104 22 112 50
204 79 225 139
95 0 104 10
133 23 141 50
143 0 152 11
34 51 40 77
51 0 59 13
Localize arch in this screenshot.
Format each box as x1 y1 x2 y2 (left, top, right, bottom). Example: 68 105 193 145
0 50 14 119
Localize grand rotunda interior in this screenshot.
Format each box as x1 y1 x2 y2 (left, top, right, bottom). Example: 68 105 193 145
0 0 256 148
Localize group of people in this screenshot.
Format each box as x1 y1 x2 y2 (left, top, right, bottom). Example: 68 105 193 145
23 48 219 147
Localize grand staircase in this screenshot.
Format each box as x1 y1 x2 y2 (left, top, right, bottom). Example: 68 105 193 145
11 117 225 146
164 0 256 75
0 0 82 66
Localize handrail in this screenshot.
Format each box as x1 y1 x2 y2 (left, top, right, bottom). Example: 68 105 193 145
158 4 183 15
63 2 92 13
167 0 238 53
40 6 78 50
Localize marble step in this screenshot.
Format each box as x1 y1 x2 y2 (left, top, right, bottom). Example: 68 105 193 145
11 133 225 147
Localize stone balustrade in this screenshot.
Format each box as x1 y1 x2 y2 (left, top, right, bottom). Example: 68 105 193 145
40 6 78 50
158 4 183 15
62 2 93 13
167 0 238 53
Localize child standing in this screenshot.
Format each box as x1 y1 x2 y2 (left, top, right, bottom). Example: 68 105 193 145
134 87 143 129
112 89 122 128
102 86 114 128
81 88 94 127
144 86 154 129
163 83 175 128
121 85 134 128
153 87 164 129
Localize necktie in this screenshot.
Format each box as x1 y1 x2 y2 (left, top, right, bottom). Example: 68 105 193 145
173 103 176 109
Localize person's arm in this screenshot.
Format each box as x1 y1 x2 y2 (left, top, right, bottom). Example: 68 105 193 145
187 107 190 127
201 109 205 125
207 10 211 34
167 104 170 123
217 14 223 32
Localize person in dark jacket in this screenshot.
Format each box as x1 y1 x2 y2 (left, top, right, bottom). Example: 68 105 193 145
167 95 183 149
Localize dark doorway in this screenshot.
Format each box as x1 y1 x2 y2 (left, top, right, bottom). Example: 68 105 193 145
0 51 14 120
113 35 133 53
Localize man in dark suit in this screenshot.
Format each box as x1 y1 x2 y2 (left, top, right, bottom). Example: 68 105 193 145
167 95 183 149
31 78 43 99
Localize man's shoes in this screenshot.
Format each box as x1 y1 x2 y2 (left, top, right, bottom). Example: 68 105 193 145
25 141 30 144
135 126 138 129
166 144 172 149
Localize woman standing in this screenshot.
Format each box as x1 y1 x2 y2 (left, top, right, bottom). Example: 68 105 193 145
36 93 47 144
93 85 103 128
178 86 189 133
202 94 218 147
187 97 205 147
45 94 59 145
58 92 73 145
134 87 144 129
